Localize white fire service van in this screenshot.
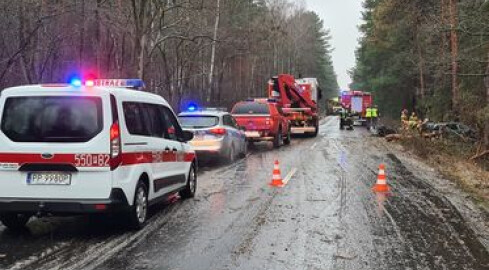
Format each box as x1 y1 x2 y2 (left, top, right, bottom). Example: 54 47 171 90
0 79 196 230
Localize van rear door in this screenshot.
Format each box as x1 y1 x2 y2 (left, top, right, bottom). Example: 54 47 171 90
0 88 114 200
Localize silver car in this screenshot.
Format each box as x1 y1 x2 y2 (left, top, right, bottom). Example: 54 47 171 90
178 109 247 162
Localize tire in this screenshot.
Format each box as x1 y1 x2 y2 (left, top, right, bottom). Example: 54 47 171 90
283 127 291 145
180 163 197 199
239 141 248 158
226 145 236 164
273 128 282 148
0 213 31 231
127 180 149 230
312 125 319 137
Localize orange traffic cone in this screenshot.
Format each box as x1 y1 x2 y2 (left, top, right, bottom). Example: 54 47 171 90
270 160 284 187
372 164 390 192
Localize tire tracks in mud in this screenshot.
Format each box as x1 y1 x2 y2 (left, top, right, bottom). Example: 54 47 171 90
385 153 489 270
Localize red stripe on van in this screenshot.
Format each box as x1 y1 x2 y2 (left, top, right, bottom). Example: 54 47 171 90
184 153 196 162
0 153 78 165
0 152 195 167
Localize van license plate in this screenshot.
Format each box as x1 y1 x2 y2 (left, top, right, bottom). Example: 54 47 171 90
26 172 72 185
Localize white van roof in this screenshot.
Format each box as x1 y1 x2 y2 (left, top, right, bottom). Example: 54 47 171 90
1 84 171 108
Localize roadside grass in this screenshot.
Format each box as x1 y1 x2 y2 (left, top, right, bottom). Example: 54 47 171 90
398 135 489 209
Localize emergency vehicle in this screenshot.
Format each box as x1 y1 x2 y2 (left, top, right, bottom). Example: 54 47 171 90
232 99 291 148
268 75 320 137
0 78 197 230
340 90 373 125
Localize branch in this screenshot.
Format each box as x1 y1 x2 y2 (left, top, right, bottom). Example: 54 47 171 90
470 150 489 160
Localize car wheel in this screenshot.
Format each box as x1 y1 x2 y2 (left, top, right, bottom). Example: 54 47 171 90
180 163 197 199
273 129 282 148
0 213 31 231
239 140 248 158
128 180 148 230
283 128 291 145
227 145 236 163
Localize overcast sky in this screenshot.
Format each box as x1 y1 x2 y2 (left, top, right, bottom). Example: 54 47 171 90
304 0 363 90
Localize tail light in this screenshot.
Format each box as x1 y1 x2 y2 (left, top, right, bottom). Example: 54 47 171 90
210 128 227 136
110 122 122 170
267 117 275 127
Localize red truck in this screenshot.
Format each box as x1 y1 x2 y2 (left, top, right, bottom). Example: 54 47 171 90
268 75 320 137
231 99 291 148
340 90 372 125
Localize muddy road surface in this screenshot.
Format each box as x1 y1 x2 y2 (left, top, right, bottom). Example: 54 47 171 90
1 116 489 270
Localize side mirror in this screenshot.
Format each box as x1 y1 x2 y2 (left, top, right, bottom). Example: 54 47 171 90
181 130 194 142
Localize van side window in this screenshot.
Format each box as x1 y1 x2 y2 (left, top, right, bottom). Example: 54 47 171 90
159 106 183 141
141 104 167 138
123 102 149 136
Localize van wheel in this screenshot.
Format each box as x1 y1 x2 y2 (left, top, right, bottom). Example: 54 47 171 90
128 181 148 230
180 163 197 199
0 213 31 231
273 128 282 148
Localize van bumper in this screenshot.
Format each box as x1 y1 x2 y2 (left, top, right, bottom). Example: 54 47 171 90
0 188 130 215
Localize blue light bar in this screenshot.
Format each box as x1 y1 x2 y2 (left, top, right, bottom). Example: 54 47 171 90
187 103 198 112
70 78 82 87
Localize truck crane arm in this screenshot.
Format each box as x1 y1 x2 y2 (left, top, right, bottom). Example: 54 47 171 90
270 74 317 113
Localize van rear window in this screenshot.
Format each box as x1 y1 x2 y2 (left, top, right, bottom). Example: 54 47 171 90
1 96 103 142
232 102 270 114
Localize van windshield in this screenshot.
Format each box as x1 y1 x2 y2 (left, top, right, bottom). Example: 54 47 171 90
1 96 103 142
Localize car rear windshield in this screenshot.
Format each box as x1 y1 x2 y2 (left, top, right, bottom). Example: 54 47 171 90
1 96 103 142
232 103 270 114
178 116 219 128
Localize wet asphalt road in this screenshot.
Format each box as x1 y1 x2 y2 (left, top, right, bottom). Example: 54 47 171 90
1 116 489 270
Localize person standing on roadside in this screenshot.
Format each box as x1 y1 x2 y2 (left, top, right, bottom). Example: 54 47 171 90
365 106 373 128
409 112 418 129
401 109 409 130
371 105 379 129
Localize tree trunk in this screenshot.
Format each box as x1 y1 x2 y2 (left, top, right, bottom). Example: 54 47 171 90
484 51 489 148
207 0 221 103
416 29 425 99
449 0 459 111
132 0 149 79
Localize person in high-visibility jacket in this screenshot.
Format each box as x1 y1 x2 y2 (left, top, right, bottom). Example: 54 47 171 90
401 109 409 129
365 107 373 128
409 112 418 129
371 106 379 128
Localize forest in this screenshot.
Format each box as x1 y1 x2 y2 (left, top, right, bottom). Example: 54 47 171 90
353 0 489 148
0 0 338 111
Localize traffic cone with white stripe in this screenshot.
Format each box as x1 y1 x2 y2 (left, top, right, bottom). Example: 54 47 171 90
372 164 390 193
270 160 284 187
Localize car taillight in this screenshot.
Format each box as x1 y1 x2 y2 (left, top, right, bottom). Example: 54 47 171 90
210 128 227 136
110 122 122 170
